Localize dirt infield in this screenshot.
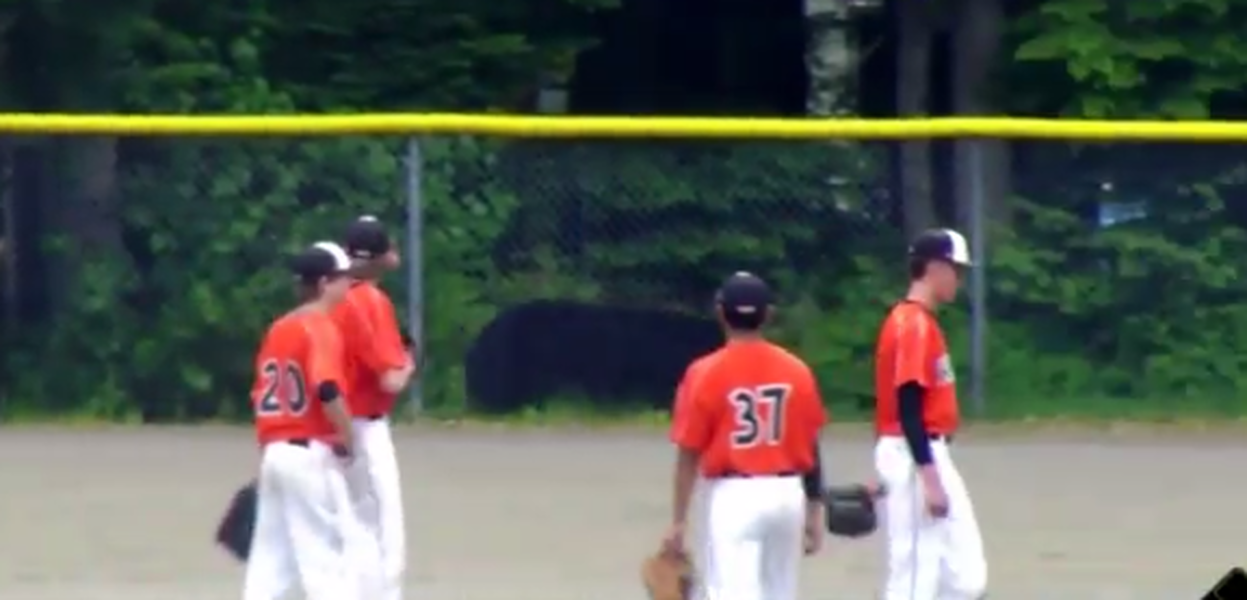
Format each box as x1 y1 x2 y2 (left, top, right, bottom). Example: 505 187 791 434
1 424 1242 599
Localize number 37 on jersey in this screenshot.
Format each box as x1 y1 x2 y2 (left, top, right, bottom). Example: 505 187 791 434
728 384 791 447
668 344 827 474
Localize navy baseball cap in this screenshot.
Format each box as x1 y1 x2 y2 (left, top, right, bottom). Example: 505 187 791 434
289 241 351 281
715 271 774 315
343 215 392 260
908 228 972 267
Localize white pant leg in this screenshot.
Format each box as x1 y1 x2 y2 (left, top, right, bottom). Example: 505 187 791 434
757 478 806 600
350 418 405 600
243 451 297 600
877 437 943 600
932 444 987 600
876 438 987 600
703 478 764 600
703 477 804 600
253 441 358 600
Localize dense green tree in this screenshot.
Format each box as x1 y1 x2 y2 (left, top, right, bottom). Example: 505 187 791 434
3 0 1247 420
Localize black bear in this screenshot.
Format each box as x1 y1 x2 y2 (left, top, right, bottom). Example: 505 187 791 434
464 299 723 414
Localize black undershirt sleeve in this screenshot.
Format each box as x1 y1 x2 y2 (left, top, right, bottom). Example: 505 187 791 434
897 381 933 466
801 441 825 500
316 381 341 404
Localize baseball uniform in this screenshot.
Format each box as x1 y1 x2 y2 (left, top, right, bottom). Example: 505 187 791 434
244 243 358 600
874 229 987 600
670 273 828 600
332 216 412 600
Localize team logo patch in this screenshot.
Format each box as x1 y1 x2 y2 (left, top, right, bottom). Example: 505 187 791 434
935 354 955 384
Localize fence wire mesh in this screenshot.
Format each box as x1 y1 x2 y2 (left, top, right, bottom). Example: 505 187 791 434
1 134 1244 421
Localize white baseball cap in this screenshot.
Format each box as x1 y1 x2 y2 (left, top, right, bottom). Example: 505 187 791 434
908 228 972 267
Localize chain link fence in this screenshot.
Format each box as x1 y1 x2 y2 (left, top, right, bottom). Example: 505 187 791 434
1 130 1244 421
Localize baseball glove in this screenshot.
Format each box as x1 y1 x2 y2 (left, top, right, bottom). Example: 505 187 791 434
823 484 879 538
215 479 258 562
641 550 694 600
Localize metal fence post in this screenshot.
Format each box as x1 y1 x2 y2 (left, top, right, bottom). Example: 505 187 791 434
404 136 426 415
968 139 987 417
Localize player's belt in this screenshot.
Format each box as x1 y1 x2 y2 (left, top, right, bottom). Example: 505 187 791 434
716 470 800 479
282 438 347 457
364 413 385 421
929 433 954 443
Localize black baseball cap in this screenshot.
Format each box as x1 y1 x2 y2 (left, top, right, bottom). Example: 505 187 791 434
715 271 774 315
289 241 351 281
343 215 392 260
908 228 972 267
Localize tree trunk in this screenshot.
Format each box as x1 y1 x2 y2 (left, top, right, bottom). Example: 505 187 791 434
43 136 125 310
804 0 853 117
951 0 1010 233
895 0 936 238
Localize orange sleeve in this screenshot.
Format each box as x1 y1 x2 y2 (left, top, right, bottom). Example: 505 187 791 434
344 286 410 374
306 317 346 390
369 288 412 371
329 300 361 362
669 363 714 451
802 363 828 427
893 310 933 388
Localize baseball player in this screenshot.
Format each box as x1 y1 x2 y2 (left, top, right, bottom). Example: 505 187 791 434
243 241 359 600
331 215 416 600
874 228 987 600
664 272 828 600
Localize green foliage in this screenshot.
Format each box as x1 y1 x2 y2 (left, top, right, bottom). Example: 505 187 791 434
7 0 1247 424
264 0 619 110
1011 0 1247 117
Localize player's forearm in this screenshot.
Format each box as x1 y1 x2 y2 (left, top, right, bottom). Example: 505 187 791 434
897 381 935 468
800 441 825 501
804 496 823 529
672 448 698 525
379 363 415 394
318 381 355 449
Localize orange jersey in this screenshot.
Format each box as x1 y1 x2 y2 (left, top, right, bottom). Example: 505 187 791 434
251 308 346 445
874 301 959 435
330 281 411 417
670 340 827 477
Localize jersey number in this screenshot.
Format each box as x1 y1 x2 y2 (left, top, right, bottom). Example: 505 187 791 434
729 384 791 447
256 360 309 416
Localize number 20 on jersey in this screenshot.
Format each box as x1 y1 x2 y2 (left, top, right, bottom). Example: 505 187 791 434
255 360 308 416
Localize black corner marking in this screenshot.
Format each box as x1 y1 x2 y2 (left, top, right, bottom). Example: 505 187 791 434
1203 567 1247 600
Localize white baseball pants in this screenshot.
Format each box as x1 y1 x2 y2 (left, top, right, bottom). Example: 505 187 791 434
347 417 406 600
875 436 987 600
699 475 806 600
242 440 358 600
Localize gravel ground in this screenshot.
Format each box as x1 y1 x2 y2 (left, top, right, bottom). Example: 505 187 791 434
0 424 1240 599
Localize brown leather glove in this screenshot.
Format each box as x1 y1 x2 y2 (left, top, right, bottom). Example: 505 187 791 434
641 550 695 600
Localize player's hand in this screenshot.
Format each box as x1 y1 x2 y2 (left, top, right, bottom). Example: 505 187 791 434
661 521 686 557
922 479 949 518
802 520 824 555
332 441 354 466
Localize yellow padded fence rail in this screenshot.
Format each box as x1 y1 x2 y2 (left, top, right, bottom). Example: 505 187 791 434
0 113 1246 140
